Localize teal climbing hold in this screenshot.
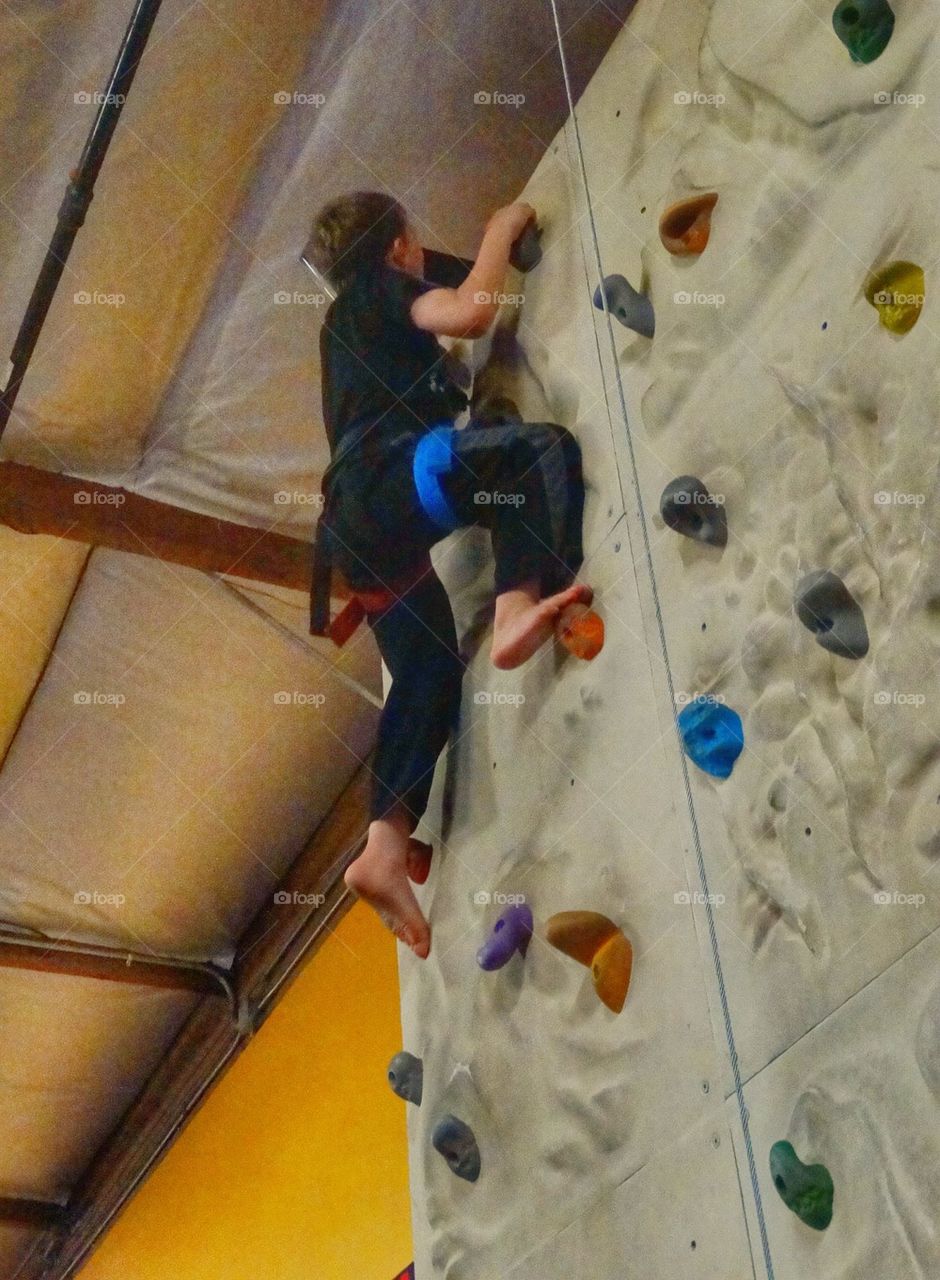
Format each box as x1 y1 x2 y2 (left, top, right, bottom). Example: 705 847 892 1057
832 0 894 63
770 1140 834 1230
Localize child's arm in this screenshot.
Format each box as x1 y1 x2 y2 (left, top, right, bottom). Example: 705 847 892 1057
410 202 535 339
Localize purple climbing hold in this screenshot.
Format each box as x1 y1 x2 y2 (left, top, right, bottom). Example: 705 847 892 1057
476 903 534 971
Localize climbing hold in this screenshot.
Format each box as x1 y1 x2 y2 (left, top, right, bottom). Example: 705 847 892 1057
678 699 744 779
591 931 633 1013
432 1115 481 1182
474 394 523 427
660 476 727 548
546 911 620 965
556 603 605 661
387 1051 423 1106
593 275 655 338
832 0 894 63
477 903 533 970
769 1140 834 1230
659 192 719 256
546 911 633 1012
509 218 543 273
865 261 925 334
794 571 869 660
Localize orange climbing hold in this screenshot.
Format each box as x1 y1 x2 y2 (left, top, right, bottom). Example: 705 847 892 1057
591 931 633 1014
546 911 634 1012
556 604 605 661
659 192 719 256
546 910 620 964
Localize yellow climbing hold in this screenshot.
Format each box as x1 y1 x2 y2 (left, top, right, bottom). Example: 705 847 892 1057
866 261 925 334
659 192 719 257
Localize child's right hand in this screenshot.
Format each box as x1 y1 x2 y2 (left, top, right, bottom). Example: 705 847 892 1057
487 201 537 242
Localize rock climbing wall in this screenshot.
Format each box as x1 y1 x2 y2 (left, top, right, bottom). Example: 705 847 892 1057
398 0 940 1275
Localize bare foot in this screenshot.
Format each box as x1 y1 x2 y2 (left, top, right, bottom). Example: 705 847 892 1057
491 581 594 670
345 819 431 958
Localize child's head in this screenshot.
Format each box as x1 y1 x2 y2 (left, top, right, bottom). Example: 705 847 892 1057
308 191 424 291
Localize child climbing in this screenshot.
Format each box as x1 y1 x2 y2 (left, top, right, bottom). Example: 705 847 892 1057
307 190 601 959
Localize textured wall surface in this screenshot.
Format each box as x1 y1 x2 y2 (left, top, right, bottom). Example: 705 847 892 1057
399 0 940 1275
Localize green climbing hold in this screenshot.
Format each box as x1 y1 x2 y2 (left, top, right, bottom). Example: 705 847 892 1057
769 1140 834 1230
832 0 895 64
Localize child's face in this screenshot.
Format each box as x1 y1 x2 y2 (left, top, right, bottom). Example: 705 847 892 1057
386 224 425 277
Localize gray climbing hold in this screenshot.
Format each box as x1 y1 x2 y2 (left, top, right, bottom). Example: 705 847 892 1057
387 1051 423 1106
794 571 869 660
660 475 727 548
474 393 523 427
432 1114 481 1182
593 274 655 338
509 219 543 273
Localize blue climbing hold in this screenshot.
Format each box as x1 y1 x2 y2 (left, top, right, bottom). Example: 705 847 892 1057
678 698 744 779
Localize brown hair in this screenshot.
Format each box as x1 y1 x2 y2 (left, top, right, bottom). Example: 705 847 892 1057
308 191 407 291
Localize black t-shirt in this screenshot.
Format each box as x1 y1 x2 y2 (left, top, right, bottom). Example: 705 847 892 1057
319 261 470 468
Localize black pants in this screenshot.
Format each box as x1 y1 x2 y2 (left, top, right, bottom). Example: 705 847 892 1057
336 420 585 826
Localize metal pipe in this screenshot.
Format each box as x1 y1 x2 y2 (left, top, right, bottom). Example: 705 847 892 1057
0 929 236 1011
0 0 166 442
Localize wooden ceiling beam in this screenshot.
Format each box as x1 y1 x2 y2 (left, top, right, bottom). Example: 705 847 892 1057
0 459 340 597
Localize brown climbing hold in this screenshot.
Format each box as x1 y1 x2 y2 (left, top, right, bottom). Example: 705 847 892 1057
659 192 719 257
556 604 605 661
545 910 620 966
591 931 633 1013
